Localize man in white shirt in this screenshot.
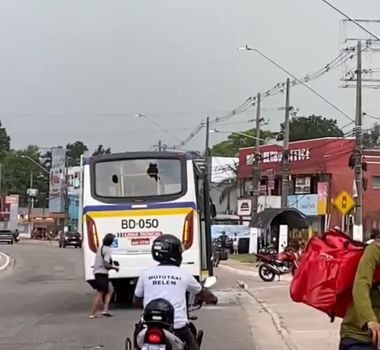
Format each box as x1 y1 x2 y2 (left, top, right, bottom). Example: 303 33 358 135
134 234 217 350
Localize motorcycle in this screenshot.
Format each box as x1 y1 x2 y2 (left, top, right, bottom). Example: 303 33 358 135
211 240 228 267
125 276 217 350
256 247 300 282
13 230 20 243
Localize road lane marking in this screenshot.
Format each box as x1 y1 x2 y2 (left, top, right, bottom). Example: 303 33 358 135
0 251 10 271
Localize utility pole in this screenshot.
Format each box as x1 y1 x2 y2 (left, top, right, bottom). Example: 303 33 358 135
252 93 261 218
0 163 2 195
28 172 34 222
353 41 363 241
281 78 291 208
203 116 213 276
158 140 162 152
63 154 69 232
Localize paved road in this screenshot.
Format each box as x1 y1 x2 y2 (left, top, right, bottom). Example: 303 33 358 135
0 250 9 270
0 241 256 350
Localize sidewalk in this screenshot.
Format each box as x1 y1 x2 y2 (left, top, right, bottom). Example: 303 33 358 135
220 259 339 350
221 257 292 281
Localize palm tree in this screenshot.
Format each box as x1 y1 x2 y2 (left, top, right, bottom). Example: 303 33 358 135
92 145 111 156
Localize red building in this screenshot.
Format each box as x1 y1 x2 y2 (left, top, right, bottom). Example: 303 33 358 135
238 137 380 235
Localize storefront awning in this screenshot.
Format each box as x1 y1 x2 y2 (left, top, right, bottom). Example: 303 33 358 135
250 208 309 230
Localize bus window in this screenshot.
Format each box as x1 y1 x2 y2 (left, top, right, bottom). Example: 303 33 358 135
93 158 184 199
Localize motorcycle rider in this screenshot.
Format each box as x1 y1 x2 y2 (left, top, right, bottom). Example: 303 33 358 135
218 231 228 250
133 234 218 350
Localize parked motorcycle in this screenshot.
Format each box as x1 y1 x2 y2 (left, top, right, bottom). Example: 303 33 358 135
125 276 217 350
256 247 300 282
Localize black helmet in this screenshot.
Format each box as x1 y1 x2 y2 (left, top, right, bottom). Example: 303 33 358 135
103 233 115 246
144 298 174 328
151 234 183 266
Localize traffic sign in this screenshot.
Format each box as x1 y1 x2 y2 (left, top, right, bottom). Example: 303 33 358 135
334 191 355 215
5 195 19 205
237 198 252 216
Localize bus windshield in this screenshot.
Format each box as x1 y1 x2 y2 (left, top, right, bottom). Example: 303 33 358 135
93 157 184 199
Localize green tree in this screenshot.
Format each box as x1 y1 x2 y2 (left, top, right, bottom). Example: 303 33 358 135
93 145 111 156
0 120 10 160
1 146 48 207
277 115 344 142
211 129 276 157
66 141 88 166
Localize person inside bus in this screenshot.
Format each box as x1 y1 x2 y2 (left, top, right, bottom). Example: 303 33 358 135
89 233 119 319
133 234 218 350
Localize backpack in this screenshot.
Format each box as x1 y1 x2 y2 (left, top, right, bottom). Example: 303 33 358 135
290 229 380 322
100 245 113 266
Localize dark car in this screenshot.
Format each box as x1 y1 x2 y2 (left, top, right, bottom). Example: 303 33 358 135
0 230 14 244
59 231 82 248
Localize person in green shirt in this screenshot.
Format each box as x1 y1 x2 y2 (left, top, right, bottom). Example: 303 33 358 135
340 229 380 349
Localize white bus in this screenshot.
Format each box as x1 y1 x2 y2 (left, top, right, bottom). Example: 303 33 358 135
79 151 214 302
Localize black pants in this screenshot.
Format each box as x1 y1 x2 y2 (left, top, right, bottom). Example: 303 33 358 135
340 337 378 350
175 325 199 350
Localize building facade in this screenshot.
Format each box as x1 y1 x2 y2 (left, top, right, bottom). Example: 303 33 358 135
238 137 380 236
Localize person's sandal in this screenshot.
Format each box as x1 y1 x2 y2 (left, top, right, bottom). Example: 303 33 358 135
88 315 97 319
102 312 113 317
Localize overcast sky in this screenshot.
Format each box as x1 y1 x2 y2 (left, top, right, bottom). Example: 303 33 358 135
0 0 379 153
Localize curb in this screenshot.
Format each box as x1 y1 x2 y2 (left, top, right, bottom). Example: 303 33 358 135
0 251 10 271
219 263 293 282
244 287 298 350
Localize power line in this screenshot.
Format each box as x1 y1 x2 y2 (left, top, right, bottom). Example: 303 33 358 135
173 46 359 149
244 46 355 122
136 113 183 144
320 0 380 42
363 112 380 121
0 110 236 119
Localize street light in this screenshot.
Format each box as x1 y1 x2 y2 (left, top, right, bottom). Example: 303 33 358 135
237 45 353 122
21 155 50 222
21 155 49 174
135 113 183 144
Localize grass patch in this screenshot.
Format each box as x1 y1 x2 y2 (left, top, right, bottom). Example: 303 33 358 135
230 253 256 264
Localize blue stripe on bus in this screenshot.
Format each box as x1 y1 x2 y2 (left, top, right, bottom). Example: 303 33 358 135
83 201 197 214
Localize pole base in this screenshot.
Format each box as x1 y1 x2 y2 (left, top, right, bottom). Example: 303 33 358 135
353 224 363 242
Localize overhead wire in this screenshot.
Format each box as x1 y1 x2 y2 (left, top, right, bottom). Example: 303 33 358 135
256 120 380 166
172 45 361 150
363 112 380 121
320 0 380 42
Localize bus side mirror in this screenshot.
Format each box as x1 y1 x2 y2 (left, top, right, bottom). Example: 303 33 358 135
210 204 216 218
